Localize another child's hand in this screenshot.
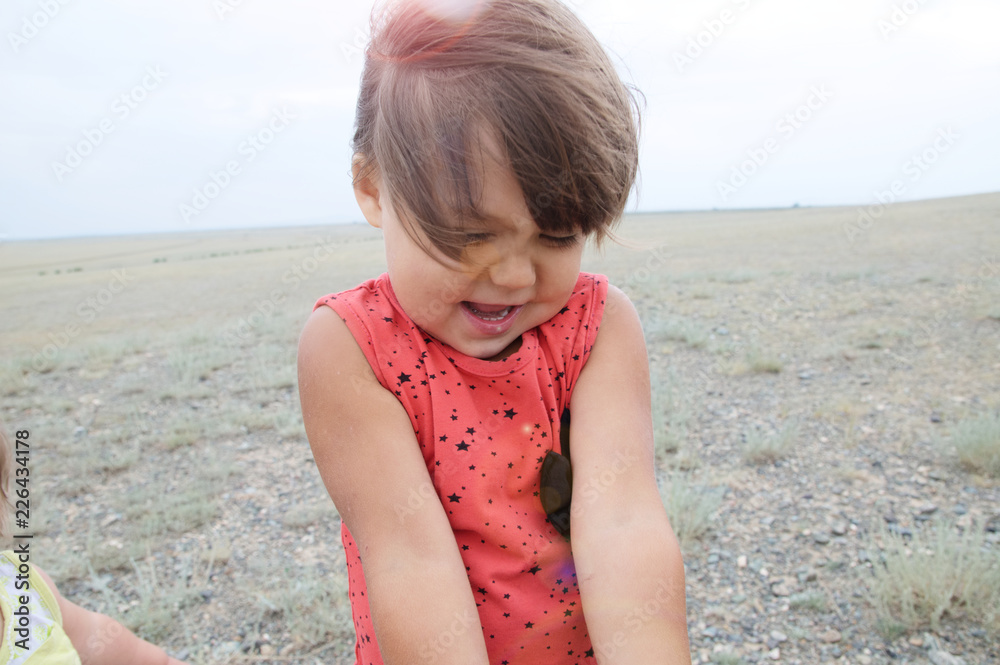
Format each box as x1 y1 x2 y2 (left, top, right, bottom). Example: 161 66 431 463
35 565 191 665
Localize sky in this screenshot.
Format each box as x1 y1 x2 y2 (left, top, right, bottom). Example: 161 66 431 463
1 0 998 240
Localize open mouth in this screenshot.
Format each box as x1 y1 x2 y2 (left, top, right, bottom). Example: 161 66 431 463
463 302 514 321
460 301 524 335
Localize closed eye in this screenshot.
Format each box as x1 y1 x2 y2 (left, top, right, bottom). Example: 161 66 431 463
542 234 580 248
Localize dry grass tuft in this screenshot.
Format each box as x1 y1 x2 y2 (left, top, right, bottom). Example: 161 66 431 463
658 474 723 549
867 521 1000 636
742 420 799 464
948 413 1000 477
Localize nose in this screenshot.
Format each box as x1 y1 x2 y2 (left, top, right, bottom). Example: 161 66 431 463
488 247 536 292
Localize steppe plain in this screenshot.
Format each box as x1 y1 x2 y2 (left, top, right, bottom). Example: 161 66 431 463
1 193 998 664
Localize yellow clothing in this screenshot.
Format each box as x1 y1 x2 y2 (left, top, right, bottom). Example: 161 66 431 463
0 549 80 665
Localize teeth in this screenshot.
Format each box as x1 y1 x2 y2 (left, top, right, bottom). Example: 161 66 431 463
468 305 512 321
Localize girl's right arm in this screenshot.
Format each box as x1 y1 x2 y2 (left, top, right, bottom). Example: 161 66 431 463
298 306 490 665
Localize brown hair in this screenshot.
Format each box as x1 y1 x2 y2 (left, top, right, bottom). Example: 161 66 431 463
353 0 641 260
0 423 11 539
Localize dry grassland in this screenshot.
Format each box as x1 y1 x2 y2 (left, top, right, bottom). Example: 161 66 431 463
1 193 998 663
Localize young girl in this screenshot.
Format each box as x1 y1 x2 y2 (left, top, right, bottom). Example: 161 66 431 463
298 1 691 663
0 427 189 665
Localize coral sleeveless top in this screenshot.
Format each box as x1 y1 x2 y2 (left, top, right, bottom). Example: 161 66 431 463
315 272 607 665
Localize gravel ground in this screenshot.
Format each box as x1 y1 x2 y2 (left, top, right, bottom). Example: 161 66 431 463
2 194 998 663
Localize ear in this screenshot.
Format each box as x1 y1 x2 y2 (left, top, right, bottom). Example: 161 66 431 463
352 154 385 230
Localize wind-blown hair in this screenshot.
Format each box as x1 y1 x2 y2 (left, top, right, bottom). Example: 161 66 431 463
353 0 641 259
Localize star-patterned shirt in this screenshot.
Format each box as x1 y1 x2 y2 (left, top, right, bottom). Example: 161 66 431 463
315 272 607 665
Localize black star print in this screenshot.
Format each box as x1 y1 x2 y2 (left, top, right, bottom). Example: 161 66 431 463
448 493 461 503
383 317 393 322
466 427 476 435
397 372 411 384
525 622 534 629
477 588 487 596
558 306 570 315
439 435 448 442
469 465 476 470
585 648 594 657
504 408 517 419
564 609 572 617
450 414 458 421
503 612 510 618
456 441 470 451
528 565 541 575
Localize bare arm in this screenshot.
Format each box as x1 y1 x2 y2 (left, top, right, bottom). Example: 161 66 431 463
570 286 691 664
35 566 186 665
298 306 490 665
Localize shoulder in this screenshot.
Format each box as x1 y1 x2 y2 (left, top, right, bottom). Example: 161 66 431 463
592 283 644 351
298 304 380 408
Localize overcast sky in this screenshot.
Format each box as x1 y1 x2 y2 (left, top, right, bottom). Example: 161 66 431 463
1 0 998 239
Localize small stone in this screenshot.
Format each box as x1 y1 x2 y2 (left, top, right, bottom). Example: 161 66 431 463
858 656 872 665
813 532 831 545
73 426 87 438
952 504 968 516
929 650 967 665
737 555 748 568
731 593 747 604
769 630 788 643
819 629 842 643
917 503 939 516
770 580 792 597
831 522 849 536
930 412 942 423
259 645 276 657
907 635 923 647
708 553 720 564
767 647 780 660
716 327 729 336
857 549 871 563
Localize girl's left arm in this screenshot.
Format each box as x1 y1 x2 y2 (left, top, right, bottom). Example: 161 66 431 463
569 285 692 664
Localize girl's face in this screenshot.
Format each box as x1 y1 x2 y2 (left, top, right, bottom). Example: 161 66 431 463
356 148 585 361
